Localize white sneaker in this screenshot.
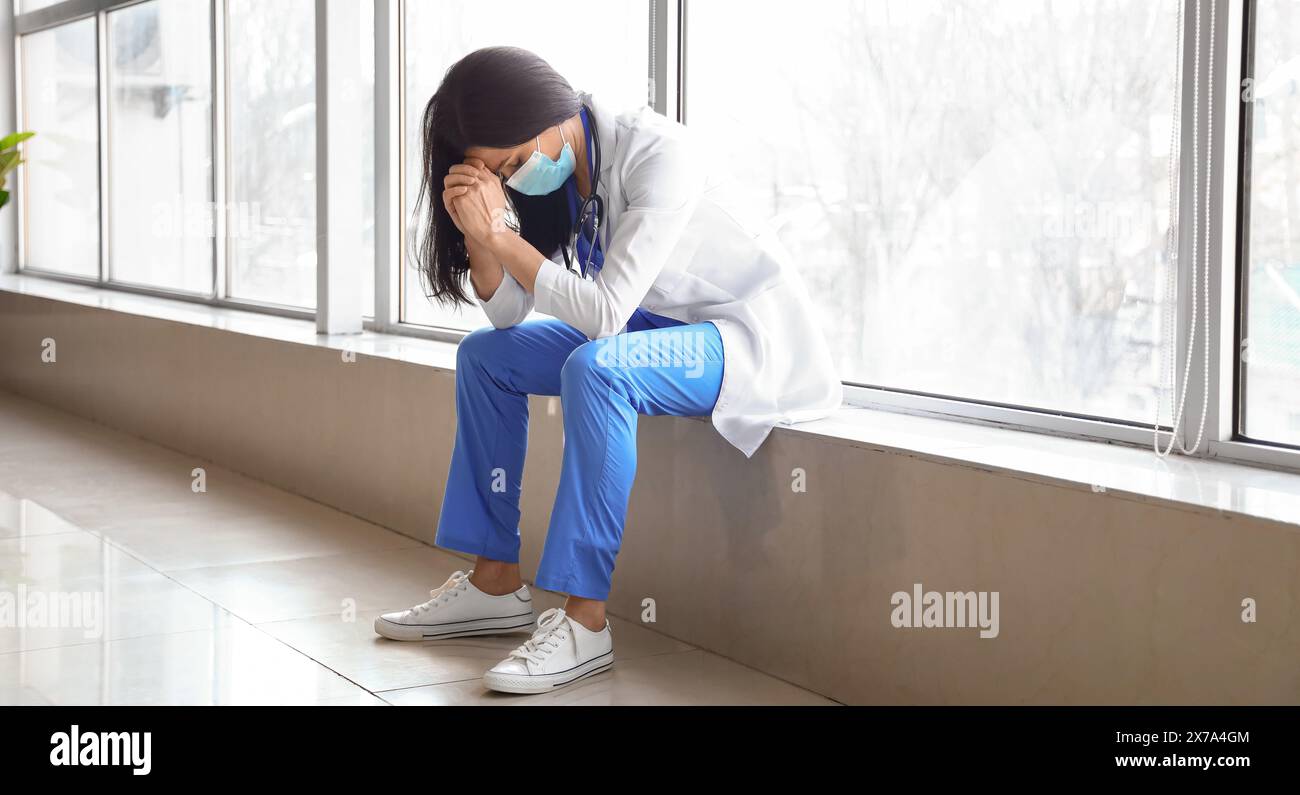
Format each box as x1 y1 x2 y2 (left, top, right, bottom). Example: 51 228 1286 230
374 570 535 641
482 607 614 694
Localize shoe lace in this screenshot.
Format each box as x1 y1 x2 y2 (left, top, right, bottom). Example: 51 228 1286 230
407 570 471 616
507 608 570 665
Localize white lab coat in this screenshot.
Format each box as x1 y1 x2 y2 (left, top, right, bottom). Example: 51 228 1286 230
477 94 842 457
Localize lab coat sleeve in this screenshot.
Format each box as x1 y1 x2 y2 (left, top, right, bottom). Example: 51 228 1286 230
474 266 534 329
532 129 703 340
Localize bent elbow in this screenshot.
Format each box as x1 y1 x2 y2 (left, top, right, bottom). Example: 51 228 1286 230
585 305 629 340
587 322 621 341
480 293 531 329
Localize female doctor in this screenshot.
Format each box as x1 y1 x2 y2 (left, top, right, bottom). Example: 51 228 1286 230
375 46 841 694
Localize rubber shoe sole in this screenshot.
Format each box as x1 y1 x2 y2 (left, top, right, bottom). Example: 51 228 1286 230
374 610 536 641
482 650 615 694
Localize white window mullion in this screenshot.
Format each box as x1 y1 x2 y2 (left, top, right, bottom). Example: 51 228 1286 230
1205 0 1246 448
648 0 681 120
314 0 363 335
1 5 17 275
211 0 227 300
1176 0 1244 456
373 0 400 330
95 9 108 284
1170 0 1226 458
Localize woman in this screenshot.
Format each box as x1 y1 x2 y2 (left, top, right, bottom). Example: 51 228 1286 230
375 46 840 694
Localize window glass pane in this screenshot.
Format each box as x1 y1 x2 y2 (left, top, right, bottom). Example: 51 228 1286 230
107 0 213 294
401 0 649 329
687 0 1178 422
224 1 373 311
20 19 99 278
227 0 315 308
1243 0 1300 447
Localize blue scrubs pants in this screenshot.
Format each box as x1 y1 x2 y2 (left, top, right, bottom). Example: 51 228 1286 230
434 309 725 600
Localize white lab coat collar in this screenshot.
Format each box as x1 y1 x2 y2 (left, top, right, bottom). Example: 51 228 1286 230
582 92 618 193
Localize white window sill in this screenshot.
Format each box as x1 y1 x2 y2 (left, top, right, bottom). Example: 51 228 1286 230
5 271 1300 530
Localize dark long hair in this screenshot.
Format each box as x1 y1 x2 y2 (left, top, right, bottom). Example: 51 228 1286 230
413 46 584 307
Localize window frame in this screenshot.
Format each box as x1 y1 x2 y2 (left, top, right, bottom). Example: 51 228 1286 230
1219 0 1300 467
13 0 314 321
6 0 1299 472
14 6 101 284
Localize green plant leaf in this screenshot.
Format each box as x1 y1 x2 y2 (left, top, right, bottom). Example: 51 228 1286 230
0 190 9 210
0 131 36 151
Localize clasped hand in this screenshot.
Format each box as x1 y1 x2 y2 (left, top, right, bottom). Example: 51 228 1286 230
443 157 511 250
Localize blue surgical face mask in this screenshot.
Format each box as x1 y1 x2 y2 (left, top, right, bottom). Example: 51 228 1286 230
504 126 575 196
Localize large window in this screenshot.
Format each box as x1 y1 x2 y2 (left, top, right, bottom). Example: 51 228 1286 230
19 17 99 278
226 0 316 308
5 0 1299 470
1241 0 1300 447
687 0 1177 424
222 0 374 311
106 0 213 294
400 0 649 330
14 0 372 311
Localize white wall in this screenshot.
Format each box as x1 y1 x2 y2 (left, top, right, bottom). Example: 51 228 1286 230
4 289 1300 704
0 3 17 274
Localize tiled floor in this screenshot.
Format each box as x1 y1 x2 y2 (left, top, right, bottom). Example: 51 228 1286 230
0 390 834 706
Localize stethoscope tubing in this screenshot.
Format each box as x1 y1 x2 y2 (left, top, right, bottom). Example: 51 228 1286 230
573 101 604 277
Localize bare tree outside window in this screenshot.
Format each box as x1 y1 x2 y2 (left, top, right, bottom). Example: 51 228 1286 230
688 0 1178 423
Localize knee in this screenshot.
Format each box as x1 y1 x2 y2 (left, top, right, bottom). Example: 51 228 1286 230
560 340 613 395
456 325 508 371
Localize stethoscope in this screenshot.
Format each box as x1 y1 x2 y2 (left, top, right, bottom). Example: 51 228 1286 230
567 101 605 278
